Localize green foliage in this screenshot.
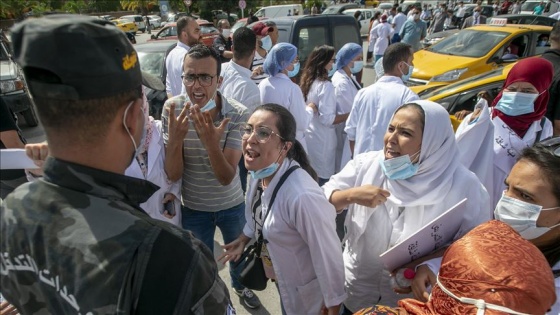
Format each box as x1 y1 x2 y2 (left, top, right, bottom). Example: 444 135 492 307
61 0 88 13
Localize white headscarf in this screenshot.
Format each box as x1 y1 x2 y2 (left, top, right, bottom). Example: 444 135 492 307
342 100 485 247
385 99 459 206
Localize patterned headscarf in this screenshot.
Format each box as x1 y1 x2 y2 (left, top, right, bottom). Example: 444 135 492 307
398 220 556 314
491 58 553 138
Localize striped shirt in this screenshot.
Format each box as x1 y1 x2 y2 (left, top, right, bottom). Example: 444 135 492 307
162 93 248 212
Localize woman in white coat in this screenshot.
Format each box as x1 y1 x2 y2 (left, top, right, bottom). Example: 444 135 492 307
331 43 363 173
259 43 312 151
220 104 346 315
455 58 554 208
300 45 349 185
323 100 491 312
124 87 181 226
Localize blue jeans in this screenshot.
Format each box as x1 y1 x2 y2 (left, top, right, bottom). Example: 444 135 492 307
182 202 246 290
391 33 401 44
374 54 383 63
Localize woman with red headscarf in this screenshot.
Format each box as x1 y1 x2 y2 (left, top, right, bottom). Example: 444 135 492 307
454 57 554 209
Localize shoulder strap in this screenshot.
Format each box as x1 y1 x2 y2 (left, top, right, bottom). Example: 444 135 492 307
261 165 300 227
535 117 547 143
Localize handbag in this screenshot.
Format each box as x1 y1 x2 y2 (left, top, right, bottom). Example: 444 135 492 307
234 165 300 291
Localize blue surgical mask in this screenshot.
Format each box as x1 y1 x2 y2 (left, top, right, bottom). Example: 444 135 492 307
494 193 560 240
249 150 284 180
400 63 414 82
249 162 279 180
379 151 420 180
200 90 217 112
288 61 300 77
350 61 363 74
495 91 539 116
328 64 337 77
260 35 272 51
537 40 548 47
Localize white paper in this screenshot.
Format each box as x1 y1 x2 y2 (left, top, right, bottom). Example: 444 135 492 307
0 149 38 170
379 198 467 271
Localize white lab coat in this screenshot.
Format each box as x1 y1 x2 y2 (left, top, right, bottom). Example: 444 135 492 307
370 22 393 56
322 151 491 310
242 160 347 314
220 61 261 112
125 121 182 226
332 70 361 172
345 76 419 156
259 73 312 151
324 100 491 310
455 109 552 208
304 80 337 179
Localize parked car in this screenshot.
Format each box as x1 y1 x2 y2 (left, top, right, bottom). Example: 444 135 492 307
400 1 422 14
254 4 304 18
343 8 383 36
251 14 361 79
409 24 552 87
520 0 560 17
0 33 38 127
322 3 360 14
422 14 557 48
148 16 161 29
417 63 514 116
231 17 268 35
377 3 394 10
111 19 138 34
455 4 494 21
120 15 146 33
148 20 220 47
135 41 177 119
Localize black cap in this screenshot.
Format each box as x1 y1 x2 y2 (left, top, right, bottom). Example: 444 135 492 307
11 15 142 100
141 71 165 91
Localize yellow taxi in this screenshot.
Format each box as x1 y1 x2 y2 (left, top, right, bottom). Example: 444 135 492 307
418 62 515 129
408 22 551 88
111 19 138 34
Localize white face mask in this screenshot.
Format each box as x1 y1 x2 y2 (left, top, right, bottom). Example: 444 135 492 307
494 193 560 240
222 29 231 38
436 276 531 315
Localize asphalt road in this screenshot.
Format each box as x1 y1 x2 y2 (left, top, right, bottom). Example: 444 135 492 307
19 32 376 314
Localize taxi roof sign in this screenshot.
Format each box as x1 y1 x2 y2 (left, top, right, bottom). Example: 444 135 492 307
489 18 507 26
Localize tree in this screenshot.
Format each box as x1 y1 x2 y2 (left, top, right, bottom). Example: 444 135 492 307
61 0 89 13
120 0 158 14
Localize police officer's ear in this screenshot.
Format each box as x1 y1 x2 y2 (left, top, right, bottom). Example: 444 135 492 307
123 97 144 136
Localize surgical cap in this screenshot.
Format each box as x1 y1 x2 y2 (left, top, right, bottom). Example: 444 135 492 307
335 43 362 70
263 42 298 76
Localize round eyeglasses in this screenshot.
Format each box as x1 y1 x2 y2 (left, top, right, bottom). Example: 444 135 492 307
240 124 284 143
181 73 216 87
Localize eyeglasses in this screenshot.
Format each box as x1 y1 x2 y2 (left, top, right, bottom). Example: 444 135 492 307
240 124 284 143
181 73 216 87
539 136 560 157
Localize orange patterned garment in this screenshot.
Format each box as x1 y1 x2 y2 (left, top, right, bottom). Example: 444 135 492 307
398 220 556 315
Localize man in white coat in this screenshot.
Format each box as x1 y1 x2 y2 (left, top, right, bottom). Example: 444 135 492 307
345 43 419 156
370 14 393 63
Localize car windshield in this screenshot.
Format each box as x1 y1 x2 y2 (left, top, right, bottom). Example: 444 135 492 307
422 67 506 98
0 43 8 61
200 25 218 34
427 29 509 58
521 2 540 10
137 51 165 76
322 7 339 14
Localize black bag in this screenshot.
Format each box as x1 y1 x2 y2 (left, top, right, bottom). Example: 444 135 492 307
235 165 300 291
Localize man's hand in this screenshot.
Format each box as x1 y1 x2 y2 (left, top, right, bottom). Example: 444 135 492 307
454 110 472 121
167 102 190 145
251 65 264 77
189 104 230 151
0 301 20 315
218 235 250 264
161 193 176 219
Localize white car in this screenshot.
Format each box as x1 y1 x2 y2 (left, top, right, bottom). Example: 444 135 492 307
148 16 161 28
343 8 383 36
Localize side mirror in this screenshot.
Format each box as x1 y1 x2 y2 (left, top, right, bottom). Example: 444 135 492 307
151 35 156 39
500 54 519 63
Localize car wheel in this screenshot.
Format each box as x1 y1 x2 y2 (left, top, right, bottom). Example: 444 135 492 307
22 106 39 127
